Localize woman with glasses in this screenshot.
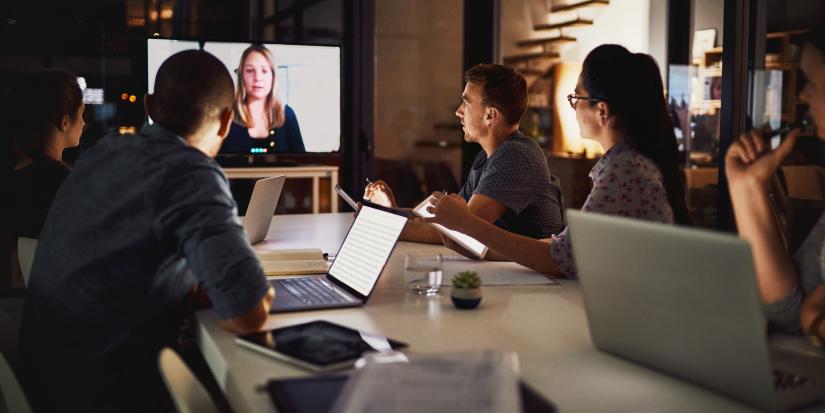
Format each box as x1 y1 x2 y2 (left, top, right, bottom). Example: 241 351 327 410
425 44 690 277
221 44 305 154
725 26 825 343
8 69 86 238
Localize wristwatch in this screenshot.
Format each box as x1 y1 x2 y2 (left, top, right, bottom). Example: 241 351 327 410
807 311 825 348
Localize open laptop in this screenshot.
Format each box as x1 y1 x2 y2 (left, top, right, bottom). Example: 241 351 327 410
268 205 407 313
567 210 825 412
243 175 286 245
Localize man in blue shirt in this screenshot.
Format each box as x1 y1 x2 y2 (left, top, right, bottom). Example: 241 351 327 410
19 50 274 412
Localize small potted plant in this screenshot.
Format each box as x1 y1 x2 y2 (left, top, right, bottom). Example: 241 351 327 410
450 271 482 309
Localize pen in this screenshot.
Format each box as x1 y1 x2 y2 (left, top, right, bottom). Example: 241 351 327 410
768 116 811 138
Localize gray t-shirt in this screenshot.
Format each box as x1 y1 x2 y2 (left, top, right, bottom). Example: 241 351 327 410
765 211 825 331
458 132 564 239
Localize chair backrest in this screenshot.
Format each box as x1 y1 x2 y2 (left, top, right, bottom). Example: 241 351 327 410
16 238 37 287
0 308 18 367
158 348 218 413
683 167 718 189
781 165 825 200
374 158 424 207
785 197 825 256
0 351 32 413
422 161 459 195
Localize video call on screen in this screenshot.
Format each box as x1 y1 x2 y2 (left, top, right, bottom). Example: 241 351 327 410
147 38 341 154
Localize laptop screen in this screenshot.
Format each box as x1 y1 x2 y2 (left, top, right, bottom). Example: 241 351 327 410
328 206 407 296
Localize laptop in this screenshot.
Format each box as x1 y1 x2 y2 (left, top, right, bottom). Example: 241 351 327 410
567 210 825 412
243 175 286 245
268 205 407 313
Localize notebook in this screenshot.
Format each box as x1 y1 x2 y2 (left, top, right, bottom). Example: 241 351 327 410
412 195 488 258
268 205 407 313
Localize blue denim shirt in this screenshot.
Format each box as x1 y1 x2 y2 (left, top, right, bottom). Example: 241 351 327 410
19 124 268 412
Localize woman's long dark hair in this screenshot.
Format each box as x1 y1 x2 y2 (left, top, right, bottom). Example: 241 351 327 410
581 44 692 225
10 69 83 163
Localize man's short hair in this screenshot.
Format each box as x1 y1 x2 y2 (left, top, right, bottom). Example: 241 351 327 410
151 50 234 136
464 64 528 126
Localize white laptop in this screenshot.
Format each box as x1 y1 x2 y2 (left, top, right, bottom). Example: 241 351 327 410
268 205 407 313
567 210 825 412
243 175 286 245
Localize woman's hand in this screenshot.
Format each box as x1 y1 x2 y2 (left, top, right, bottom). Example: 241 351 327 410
424 192 476 233
364 180 397 208
725 128 798 188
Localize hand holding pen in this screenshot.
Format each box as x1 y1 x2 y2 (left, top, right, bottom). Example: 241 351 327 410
363 178 398 208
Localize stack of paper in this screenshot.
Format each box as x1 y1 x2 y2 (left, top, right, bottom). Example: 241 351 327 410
331 351 521 413
255 248 329 276
440 257 559 286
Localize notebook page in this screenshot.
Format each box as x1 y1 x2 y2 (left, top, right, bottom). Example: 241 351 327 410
328 207 407 296
413 197 487 257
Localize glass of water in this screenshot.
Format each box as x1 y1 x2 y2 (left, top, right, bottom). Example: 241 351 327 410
404 252 443 295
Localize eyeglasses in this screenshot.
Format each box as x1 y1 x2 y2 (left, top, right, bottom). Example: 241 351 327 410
567 94 604 110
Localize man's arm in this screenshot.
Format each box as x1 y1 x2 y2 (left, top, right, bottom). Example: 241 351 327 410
218 287 275 334
156 164 272 335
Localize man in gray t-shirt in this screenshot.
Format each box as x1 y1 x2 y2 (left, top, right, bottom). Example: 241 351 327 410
365 64 563 247
459 131 563 238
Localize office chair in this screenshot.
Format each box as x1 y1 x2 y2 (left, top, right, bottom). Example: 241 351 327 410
782 165 825 201
16 238 37 287
158 348 218 413
0 306 30 413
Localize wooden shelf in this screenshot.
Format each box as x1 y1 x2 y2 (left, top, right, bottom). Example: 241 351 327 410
534 18 593 31
550 0 610 13
517 36 577 48
503 51 560 64
765 63 798 71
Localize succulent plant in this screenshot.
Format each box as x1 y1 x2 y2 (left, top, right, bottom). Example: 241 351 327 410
451 271 481 289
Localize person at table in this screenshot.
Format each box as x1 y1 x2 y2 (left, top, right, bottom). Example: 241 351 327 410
19 50 275 412
365 63 565 244
221 44 305 154
7 69 85 238
425 44 691 276
724 26 825 343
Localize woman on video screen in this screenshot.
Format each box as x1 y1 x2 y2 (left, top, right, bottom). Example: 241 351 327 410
222 44 305 154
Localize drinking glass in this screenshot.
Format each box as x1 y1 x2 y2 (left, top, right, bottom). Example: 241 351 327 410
404 252 443 295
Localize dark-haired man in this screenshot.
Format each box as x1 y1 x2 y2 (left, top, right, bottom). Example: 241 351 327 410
19 50 273 412
366 64 564 248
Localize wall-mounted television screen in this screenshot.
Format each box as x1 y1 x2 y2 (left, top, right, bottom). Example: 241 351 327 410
147 38 341 154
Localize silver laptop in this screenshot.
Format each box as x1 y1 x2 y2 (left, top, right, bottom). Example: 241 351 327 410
243 175 286 245
268 205 407 313
567 210 825 412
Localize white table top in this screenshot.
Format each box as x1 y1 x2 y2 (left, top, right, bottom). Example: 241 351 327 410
196 213 825 413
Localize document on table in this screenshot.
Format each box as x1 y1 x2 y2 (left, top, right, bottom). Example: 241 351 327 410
330 351 521 413
440 257 559 286
254 248 330 276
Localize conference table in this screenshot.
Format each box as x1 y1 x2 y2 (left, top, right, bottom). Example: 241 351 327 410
195 213 825 413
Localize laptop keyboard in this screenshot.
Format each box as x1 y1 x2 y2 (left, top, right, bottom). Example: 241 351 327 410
279 278 351 305
773 369 812 391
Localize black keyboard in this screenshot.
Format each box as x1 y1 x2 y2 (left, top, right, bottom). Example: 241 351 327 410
280 278 351 305
773 369 812 391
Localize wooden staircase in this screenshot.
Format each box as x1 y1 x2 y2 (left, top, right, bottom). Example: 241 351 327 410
503 0 611 108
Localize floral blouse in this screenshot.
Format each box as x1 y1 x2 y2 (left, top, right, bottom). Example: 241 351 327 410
549 142 674 277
